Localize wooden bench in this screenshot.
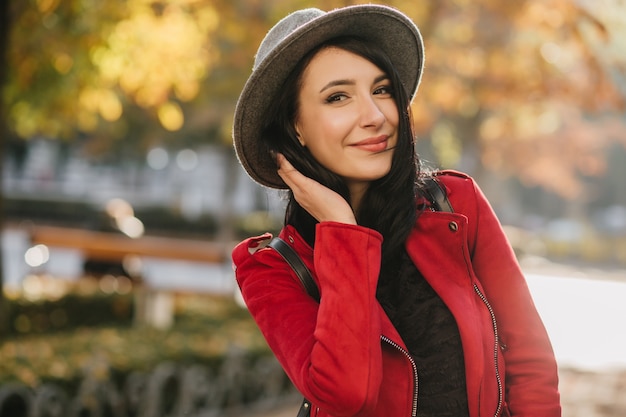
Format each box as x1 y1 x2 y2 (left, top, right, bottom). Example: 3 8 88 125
28 225 230 328
29 225 226 264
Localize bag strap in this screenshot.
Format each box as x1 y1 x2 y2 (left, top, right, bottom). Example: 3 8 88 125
423 176 454 213
268 237 318 417
268 237 320 302
296 398 312 417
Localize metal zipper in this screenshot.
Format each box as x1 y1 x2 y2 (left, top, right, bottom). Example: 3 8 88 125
473 283 504 417
381 335 419 417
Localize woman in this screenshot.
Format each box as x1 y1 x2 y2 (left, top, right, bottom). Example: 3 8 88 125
231 4 561 417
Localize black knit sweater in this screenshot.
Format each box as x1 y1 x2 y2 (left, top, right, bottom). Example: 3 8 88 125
377 251 470 417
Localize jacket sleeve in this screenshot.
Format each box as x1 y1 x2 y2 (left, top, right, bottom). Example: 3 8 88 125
232 222 385 416
451 173 562 417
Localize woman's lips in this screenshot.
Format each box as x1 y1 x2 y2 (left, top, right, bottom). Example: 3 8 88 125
351 135 389 152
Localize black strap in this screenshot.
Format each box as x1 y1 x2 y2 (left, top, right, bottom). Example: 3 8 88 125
423 176 453 213
268 238 317 417
268 237 320 302
296 398 312 417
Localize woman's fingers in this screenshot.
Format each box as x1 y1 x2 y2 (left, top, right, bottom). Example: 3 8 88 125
276 154 356 225
276 153 305 191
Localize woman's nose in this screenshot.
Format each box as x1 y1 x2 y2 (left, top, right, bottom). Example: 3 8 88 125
359 97 385 128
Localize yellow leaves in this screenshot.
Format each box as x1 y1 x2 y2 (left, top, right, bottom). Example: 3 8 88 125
539 38 586 78
78 88 100 113
484 49 512 82
429 76 467 112
92 0 218 112
174 80 200 102
458 95 480 118
90 46 124 84
539 41 562 66
36 0 60 14
5 0 624 199
478 102 616 199
79 87 122 122
218 113 234 146
10 101 38 138
520 157 585 200
524 106 561 137
453 47 486 78
388 1 431 24
157 101 184 131
535 109 561 135
10 1 217 139
479 115 506 143
52 52 73 74
523 2 565 30
410 98 435 135
435 17 476 44
99 90 123 122
9 100 72 139
432 122 462 168
78 0 220 131
479 104 562 146
195 3 220 33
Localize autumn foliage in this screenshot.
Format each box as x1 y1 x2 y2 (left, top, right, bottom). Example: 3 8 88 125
5 0 626 197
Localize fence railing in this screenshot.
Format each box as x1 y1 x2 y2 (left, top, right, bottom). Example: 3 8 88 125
0 350 295 417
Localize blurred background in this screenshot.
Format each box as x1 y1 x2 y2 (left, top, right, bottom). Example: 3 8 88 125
1 0 625 416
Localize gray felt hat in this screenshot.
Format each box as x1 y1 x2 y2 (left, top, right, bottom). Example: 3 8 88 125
233 4 425 189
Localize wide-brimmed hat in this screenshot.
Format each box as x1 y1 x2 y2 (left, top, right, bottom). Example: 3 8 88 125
233 4 425 189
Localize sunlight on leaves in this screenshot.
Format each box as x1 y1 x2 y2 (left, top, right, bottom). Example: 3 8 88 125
432 122 462 167
36 0 60 14
94 0 218 110
157 101 184 131
52 52 73 74
98 89 123 122
4 0 625 195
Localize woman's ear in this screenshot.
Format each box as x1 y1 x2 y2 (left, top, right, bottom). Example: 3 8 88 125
294 123 306 147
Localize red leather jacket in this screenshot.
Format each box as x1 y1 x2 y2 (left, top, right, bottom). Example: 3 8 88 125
232 171 561 417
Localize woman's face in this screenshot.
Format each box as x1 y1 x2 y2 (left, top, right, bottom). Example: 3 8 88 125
295 47 399 195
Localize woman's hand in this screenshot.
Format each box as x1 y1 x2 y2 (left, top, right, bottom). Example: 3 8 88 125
276 153 357 225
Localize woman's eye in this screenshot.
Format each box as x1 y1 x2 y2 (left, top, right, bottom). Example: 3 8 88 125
325 93 347 103
374 85 393 95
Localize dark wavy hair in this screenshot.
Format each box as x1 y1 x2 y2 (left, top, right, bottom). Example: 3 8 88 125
261 36 422 278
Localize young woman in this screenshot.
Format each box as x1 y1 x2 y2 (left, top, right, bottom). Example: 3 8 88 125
231 5 561 417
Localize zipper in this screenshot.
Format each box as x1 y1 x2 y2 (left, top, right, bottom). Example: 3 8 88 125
381 335 418 417
473 283 504 417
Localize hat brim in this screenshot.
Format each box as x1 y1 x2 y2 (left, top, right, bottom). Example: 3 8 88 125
233 4 425 189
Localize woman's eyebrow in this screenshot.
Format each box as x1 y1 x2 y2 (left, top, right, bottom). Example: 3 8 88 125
373 74 389 84
319 79 355 93
319 74 389 93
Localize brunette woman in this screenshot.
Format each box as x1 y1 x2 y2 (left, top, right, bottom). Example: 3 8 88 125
232 5 561 417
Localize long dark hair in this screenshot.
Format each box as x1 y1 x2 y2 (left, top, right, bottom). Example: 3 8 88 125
262 36 421 278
